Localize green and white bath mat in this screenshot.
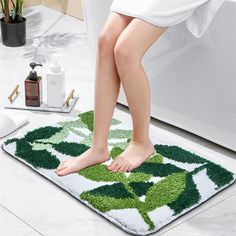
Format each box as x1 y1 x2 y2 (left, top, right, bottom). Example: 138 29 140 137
2 110 236 235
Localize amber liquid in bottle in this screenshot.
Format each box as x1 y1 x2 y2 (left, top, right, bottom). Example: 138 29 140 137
25 76 42 107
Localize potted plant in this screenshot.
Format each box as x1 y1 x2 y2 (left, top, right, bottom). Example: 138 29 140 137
0 0 26 47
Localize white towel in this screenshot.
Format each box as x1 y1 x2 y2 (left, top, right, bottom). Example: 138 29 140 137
185 0 225 37
110 0 228 37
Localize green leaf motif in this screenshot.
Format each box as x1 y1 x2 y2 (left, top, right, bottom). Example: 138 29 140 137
84 183 134 199
23 126 63 143
127 172 152 183
80 193 137 213
168 172 201 215
108 141 129 151
108 129 132 140
37 128 70 144
111 117 122 126
53 142 90 157
32 143 53 151
129 182 154 197
146 153 163 164
79 110 94 132
15 139 60 169
155 144 207 164
144 172 187 212
9 126 64 169
79 132 94 147
79 164 188 230
110 146 124 160
79 164 127 182
69 127 87 138
4 138 18 145
59 118 88 130
133 163 185 177
3 109 235 233
79 163 152 183
205 163 235 189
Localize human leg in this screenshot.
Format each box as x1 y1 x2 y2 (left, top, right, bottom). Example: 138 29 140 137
55 12 133 176
108 18 168 172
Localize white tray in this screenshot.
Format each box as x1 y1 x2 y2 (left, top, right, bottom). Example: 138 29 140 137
5 92 79 113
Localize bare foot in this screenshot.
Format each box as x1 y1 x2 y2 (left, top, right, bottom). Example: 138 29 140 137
55 146 110 176
107 139 156 173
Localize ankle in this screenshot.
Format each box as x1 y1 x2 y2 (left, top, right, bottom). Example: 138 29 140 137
130 137 153 146
91 145 109 153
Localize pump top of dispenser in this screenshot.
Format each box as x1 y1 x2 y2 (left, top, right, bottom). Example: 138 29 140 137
28 62 42 81
50 60 63 73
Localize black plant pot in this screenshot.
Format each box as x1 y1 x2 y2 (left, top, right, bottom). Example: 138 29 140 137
0 17 26 47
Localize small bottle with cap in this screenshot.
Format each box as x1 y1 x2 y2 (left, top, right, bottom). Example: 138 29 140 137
46 60 65 108
25 62 43 107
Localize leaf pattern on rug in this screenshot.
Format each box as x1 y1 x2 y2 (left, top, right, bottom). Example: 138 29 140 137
78 156 192 230
3 110 236 232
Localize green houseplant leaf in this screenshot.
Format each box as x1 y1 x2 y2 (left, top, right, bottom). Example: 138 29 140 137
0 0 24 23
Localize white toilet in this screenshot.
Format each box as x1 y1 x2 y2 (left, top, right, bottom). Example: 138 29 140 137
0 110 28 138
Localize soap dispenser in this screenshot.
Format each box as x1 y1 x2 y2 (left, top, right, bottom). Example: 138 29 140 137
25 62 43 107
46 60 65 108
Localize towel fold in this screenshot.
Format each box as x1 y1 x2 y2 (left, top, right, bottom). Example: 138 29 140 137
110 0 228 37
185 0 225 37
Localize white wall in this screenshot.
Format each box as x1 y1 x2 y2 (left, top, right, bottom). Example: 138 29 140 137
24 0 83 20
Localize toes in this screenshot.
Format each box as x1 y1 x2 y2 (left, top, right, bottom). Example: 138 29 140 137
56 168 67 176
117 164 126 173
56 162 67 171
127 165 134 172
55 166 67 174
56 167 73 176
123 164 130 173
118 160 130 172
108 156 131 173
107 159 119 171
112 163 122 172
